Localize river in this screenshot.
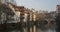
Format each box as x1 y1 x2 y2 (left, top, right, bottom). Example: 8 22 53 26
9 25 56 32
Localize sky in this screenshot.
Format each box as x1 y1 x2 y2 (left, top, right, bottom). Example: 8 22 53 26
15 0 60 11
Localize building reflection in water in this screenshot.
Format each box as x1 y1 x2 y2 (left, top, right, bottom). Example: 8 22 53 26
8 25 56 32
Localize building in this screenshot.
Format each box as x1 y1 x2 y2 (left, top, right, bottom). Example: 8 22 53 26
56 5 60 15
57 5 60 10
15 6 28 22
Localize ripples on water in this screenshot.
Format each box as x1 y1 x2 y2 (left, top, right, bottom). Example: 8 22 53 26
0 21 56 32
9 25 56 32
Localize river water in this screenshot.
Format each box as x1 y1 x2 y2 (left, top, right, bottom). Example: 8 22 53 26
9 25 56 32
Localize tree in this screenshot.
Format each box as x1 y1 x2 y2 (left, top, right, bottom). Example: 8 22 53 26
37 13 46 21
55 5 60 32
0 3 15 31
55 12 60 32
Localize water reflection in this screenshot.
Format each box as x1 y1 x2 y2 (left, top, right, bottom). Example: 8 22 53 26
8 25 56 32
0 21 56 32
